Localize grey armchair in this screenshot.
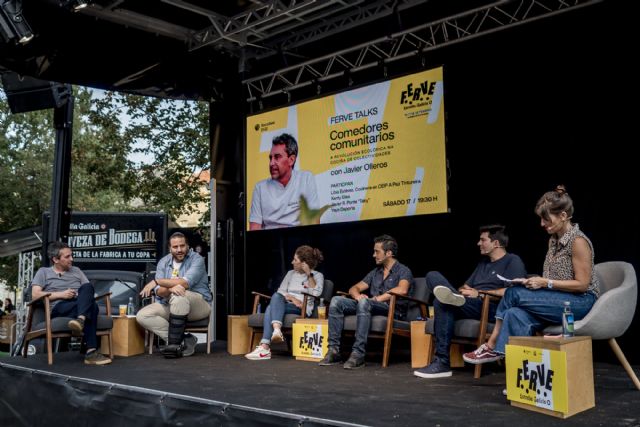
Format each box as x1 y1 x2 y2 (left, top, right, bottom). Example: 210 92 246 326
339 277 430 367
248 279 334 350
23 291 114 365
542 261 639 390
424 290 499 378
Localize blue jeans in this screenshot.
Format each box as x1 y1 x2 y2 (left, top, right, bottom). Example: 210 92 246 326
327 295 390 356
494 286 597 353
260 292 300 345
51 283 100 349
426 271 497 367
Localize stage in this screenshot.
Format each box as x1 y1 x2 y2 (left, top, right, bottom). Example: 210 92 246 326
1 342 639 426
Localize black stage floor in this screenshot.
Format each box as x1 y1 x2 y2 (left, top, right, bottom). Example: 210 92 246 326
1 342 639 426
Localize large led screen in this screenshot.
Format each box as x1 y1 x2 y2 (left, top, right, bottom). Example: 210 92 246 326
246 67 447 231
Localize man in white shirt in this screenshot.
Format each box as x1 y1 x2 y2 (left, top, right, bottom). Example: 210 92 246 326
249 133 320 230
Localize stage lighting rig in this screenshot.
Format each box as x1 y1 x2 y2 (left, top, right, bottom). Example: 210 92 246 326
0 0 34 44
60 0 90 12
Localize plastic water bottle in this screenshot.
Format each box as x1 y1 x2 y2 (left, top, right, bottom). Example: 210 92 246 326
562 301 574 337
127 297 135 316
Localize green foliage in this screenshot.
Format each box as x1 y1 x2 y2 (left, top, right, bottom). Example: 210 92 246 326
92 92 210 220
0 87 210 293
0 101 54 231
71 88 133 211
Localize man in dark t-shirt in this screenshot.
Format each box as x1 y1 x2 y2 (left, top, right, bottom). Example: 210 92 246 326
414 224 526 379
319 234 414 369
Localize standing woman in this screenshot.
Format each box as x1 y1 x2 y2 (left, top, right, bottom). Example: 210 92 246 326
246 245 324 360
463 185 600 364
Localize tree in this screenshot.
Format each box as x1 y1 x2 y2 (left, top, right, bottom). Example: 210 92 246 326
1 87 210 294
93 92 210 221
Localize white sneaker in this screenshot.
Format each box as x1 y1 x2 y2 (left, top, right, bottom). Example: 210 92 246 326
245 345 271 360
271 329 285 343
433 285 466 307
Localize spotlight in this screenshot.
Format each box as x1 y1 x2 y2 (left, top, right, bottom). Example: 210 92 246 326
71 0 88 11
0 0 34 44
60 0 90 12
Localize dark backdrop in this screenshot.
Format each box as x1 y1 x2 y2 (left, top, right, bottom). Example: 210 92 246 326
242 2 637 362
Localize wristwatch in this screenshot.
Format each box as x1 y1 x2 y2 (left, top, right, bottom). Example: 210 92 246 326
547 279 554 289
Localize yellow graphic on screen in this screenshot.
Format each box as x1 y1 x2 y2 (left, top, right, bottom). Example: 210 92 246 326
299 196 331 226
246 67 447 231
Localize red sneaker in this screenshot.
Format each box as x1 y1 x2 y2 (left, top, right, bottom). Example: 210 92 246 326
463 343 503 364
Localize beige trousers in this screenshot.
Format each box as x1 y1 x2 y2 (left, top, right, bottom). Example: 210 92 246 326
136 290 211 342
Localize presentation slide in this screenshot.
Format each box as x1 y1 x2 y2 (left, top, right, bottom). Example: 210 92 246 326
246 67 447 231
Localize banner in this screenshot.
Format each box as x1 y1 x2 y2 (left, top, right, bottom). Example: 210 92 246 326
246 67 447 230
505 344 569 413
292 322 328 359
65 212 167 269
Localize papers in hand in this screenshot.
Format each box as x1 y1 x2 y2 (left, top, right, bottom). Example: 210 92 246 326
497 274 525 285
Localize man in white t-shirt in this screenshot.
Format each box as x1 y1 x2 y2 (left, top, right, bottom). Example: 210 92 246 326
249 133 320 230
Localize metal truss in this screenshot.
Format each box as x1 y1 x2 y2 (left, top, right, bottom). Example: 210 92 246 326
80 0 427 57
242 0 602 101
79 2 194 42
17 250 39 306
254 0 429 60
163 0 364 53
15 251 41 320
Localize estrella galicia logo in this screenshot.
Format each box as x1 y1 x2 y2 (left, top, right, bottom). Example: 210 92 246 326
400 81 437 105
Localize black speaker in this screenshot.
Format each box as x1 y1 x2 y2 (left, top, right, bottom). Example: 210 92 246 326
0 72 71 113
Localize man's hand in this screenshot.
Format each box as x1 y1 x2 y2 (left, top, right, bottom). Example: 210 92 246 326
140 282 156 298
58 288 77 300
354 294 368 301
459 284 479 298
169 285 186 296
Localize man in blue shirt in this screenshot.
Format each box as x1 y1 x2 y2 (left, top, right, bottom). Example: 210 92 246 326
414 224 527 379
319 235 414 369
137 232 212 358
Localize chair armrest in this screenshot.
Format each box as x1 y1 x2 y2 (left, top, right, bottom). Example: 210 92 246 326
477 290 503 302
387 291 429 319
472 290 497 343
251 291 272 300
95 292 113 317
251 291 272 314
336 291 351 298
27 293 52 306
387 291 429 306
301 291 321 300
